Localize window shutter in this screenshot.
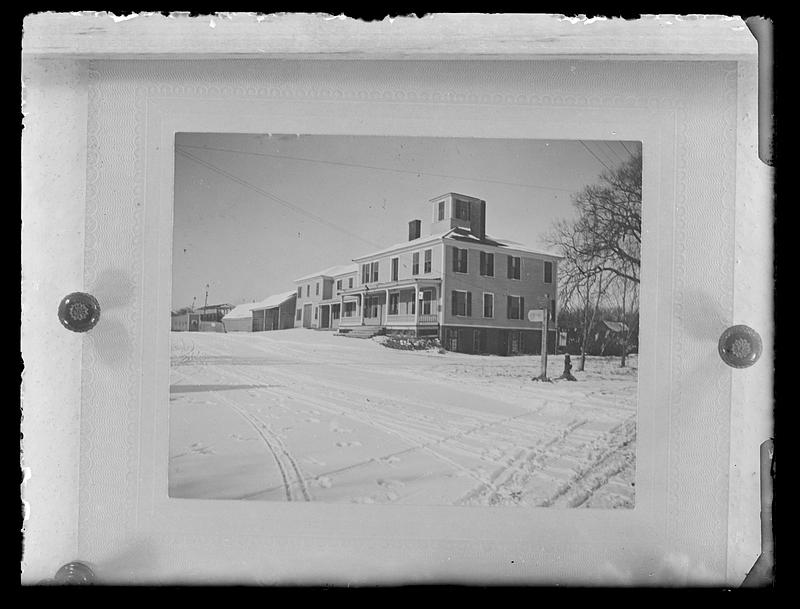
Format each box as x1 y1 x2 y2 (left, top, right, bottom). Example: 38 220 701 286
520 297 525 320
451 291 458 316
452 247 459 273
479 251 485 275
507 255 513 278
487 253 493 276
507 295 512 319
466 292 472 316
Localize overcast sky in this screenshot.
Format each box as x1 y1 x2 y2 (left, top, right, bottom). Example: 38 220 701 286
172 134 640 310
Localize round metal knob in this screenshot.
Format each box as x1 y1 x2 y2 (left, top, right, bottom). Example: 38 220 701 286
54 561 95 584
37 561 95 585
718 325 762 368
58 292 100 332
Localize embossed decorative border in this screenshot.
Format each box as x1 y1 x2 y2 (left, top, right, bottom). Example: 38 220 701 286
79 59 736 583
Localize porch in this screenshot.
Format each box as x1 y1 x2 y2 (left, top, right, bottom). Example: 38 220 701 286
337 279 441 334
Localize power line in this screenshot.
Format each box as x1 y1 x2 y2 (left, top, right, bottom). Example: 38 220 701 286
176 148 385 250
578 140 614 174
175 143 577 194
603 141 625 165
620 141 638 160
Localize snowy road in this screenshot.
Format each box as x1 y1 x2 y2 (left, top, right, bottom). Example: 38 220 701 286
169 329 637 508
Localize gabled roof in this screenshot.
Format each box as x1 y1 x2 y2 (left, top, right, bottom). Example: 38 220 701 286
250 290 298 311
352 226 562 261
197 303 234 310
601 321 629 333
351 229 453 262
294 263 359 283
222 302 259 320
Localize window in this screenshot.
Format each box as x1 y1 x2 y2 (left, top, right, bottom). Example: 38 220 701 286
371 261 379 283
438 200 445 221
424 249 432 273
451 290 472 317
314 307 318 320
422 289 433 315
348 277 353 288
550 299 556 323
306 284 310 297
389 293 399 315
412 252 419 275
544 261 553 284
480 251 494 277
483 293 494 318
454 199 470 220
507 255 521 279
361 264 369 284
391 257 399 281
343 301 356 317
296 309 302 321
507 295 525 320
452 247 468 273
336 279 342 291
297 287 302 299
316 282 319 296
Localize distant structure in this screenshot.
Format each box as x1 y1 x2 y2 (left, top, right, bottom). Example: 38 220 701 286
171 303 233 332
250 291 297 332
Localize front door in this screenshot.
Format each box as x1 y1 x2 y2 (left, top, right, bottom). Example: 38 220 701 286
302 303 312 328
320 305 330 329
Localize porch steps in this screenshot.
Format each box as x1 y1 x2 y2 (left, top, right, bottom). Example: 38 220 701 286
337 326 382 339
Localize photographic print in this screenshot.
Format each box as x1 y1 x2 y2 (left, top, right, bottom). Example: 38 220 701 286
169 134 642 508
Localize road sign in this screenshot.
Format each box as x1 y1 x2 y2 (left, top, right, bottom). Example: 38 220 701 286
528 309 544 323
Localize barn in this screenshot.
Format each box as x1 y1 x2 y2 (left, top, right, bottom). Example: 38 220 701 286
221 302 258 332
251 291 297 332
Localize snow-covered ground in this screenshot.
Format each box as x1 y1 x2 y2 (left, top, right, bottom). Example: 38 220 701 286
169 329 637 508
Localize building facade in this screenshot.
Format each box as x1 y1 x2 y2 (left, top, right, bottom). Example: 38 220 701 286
251 291 297 332
332 192 562 355
293 264 358 330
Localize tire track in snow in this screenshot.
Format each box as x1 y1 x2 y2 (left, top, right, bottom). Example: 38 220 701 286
172 333 635 505
172 358 308 502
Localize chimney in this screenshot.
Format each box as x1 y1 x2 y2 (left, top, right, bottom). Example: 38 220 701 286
469 200 486 240
408 219 421 241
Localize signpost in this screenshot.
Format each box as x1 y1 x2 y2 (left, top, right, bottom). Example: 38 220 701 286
531 295 552 382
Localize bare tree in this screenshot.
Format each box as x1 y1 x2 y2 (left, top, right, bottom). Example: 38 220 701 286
572 150 642 285
545 218 609 372
545 148 642 369
606 270 639 367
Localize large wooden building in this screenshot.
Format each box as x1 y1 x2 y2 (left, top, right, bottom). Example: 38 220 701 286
337 193 562 355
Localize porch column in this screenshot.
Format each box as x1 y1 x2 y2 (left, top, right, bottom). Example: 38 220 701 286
414 285 419 325
384 288 389 324
359 293 365 325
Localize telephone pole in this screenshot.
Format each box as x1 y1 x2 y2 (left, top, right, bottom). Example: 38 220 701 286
533 293 552 382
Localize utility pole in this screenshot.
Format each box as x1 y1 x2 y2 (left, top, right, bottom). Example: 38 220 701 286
203 283 209 310
533 293 552 382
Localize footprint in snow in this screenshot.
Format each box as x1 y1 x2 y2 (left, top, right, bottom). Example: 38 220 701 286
351 496 376 504
329 421 353 433
336 440 362 448
229 433 255 442
376 478 405 488
305 417 321 423
315 476 333 489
